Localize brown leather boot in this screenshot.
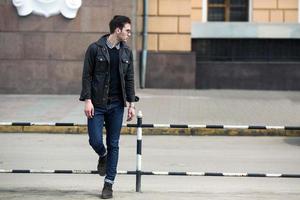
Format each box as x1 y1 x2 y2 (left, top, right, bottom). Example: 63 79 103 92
101 182 113 199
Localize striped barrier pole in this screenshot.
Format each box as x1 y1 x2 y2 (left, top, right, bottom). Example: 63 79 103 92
136 111 143 192
1 122 300 130
0 169 300 178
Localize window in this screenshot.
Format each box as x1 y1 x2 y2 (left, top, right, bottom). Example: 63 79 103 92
192 39 300 61
208 0 248 21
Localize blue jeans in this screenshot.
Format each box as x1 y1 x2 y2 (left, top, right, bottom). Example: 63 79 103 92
88 99 124 184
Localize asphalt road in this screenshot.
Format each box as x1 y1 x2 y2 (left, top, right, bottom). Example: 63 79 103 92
0 133 299 200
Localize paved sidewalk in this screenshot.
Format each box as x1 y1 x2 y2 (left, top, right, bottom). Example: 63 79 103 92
0 89 300 126
0 134 300 200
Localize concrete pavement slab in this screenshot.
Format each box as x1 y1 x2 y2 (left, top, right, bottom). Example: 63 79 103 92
0 134 299 199
0 89 300 126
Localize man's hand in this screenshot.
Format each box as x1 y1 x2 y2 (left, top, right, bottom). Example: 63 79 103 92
127 103 135 121
84 99 94 119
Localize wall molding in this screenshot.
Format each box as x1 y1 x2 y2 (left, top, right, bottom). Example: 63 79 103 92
192 22 300 38
12 0 82 19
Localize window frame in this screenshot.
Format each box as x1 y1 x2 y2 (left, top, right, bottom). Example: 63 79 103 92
207 0 249 22
202 0 252 22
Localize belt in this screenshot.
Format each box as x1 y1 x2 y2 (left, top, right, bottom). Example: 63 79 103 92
108 96 121 100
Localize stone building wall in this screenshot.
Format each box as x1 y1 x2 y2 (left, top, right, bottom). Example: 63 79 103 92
0 0 136 94
191 0 202 22
137 0 191 51
253 0 298 23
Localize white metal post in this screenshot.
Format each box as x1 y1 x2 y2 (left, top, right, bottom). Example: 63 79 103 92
249 0 253 22
202 0 207 22
136 111 143 192
298 0 300 23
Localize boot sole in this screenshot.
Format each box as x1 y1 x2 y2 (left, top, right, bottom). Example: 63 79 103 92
101 194 113 199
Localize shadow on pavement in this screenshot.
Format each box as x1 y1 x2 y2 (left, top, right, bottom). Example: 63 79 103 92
284 137 300 146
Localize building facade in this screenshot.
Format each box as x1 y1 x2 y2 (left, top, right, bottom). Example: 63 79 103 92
0 0 299 93
143 0 300 90
0 0 136 94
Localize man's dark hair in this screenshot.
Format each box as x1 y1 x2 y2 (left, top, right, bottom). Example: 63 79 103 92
109 15 131 34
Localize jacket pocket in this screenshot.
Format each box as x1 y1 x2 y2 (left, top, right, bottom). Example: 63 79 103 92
95 55 107 74
121 57 130 74
92 74 105 104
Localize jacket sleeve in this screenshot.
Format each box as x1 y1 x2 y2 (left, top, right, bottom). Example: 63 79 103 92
125 50 136 102
79 43 97 101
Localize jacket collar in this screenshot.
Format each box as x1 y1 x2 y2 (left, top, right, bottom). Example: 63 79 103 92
95 34 129 49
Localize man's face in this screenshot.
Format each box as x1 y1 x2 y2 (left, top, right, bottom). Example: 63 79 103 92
116 23 131 42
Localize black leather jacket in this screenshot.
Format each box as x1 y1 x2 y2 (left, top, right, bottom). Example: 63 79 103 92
79 34 135 107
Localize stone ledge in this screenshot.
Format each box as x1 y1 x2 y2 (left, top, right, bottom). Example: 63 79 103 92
192 22 300 39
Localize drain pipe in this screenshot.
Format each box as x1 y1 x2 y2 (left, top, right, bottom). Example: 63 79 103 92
140 0 148 89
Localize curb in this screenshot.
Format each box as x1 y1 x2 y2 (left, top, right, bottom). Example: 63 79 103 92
0 125 300 136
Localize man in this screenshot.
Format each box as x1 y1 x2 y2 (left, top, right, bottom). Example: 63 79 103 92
80 15 136 199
